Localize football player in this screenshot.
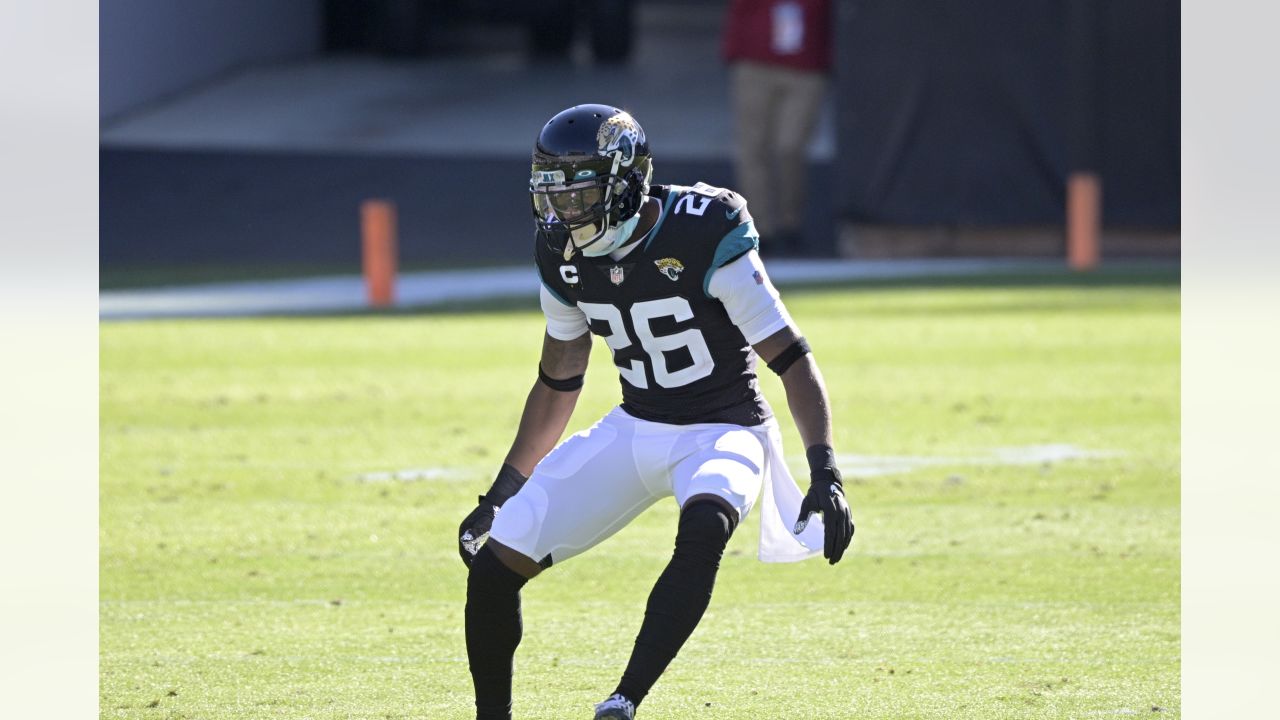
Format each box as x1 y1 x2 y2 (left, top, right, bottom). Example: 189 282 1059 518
457 104 854 720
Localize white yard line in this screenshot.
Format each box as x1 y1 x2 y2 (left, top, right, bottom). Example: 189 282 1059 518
353 467 470 483
835 444 1121 478
360 444 1119 485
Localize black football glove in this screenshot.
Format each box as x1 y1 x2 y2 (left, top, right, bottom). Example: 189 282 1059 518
793 444 855 565
457 463 527 567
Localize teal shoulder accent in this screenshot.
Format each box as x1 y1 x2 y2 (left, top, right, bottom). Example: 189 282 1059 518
702 220 760 298
540 280 574 307
641 189 680 252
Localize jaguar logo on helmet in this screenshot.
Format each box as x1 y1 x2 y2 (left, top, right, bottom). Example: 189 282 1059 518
596 113 641 167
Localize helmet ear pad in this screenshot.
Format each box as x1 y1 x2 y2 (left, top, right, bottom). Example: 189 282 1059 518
609 159 653 227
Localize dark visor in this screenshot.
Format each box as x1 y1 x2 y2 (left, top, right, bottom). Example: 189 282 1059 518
531 180 609 224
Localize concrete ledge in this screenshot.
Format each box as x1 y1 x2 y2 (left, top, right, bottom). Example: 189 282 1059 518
99 257 1178 321
838 224 1180 259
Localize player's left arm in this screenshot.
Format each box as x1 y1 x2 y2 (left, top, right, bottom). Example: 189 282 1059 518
754 327 832 451
708 247 854 564
753 326 855 565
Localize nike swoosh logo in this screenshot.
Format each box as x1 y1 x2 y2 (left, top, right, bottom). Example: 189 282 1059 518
725 205 743 220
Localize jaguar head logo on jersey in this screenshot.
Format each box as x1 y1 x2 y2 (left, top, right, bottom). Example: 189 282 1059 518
654 258 684 282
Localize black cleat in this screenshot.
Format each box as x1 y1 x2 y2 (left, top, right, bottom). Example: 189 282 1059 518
593 693 636 719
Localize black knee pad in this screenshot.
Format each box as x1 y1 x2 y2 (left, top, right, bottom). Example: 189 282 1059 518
675 500 735 556
467 544 528 597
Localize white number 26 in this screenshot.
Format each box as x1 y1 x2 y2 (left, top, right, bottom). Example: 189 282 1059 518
578 297 714 389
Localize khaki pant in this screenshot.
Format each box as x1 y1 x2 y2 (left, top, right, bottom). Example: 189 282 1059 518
730 61 828 239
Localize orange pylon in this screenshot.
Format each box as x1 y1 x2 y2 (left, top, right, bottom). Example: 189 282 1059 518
1066 173 1101 271
361 200 397 307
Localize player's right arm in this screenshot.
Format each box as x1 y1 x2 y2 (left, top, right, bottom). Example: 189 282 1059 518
457 283 592 566
501 330 591 475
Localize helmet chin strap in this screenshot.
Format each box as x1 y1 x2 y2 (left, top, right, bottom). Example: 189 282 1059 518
579 212 641 258
563 219 607 261
562 218 614 261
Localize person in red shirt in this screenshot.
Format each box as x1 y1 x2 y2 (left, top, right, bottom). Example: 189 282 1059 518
722 0 833 257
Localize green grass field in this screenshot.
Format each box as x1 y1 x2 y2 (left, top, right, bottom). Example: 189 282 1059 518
100 273 1180 719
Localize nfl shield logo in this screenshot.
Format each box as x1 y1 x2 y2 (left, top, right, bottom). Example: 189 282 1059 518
610 266 625 285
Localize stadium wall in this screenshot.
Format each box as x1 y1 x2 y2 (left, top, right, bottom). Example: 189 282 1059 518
99 147 837 268
100 0 322 121
833 0 1179 230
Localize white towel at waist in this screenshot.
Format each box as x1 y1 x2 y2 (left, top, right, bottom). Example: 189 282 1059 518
749 418 824 563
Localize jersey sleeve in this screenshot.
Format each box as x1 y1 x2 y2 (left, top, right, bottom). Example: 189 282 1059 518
706 249 795 345
540 284 589 340
691 186 759 295
534 234 588 340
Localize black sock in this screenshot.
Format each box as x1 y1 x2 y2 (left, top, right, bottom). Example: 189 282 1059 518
614 501 734 706
466 545 529 720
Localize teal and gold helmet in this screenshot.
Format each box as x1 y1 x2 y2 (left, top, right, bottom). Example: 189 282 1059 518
530 104 653 259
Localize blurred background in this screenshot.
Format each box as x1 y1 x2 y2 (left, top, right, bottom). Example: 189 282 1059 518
99 0 1179 284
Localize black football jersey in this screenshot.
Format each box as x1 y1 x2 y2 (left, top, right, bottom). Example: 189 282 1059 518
536 183 774 426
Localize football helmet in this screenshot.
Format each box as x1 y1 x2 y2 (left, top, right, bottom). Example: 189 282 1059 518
530 104 653 259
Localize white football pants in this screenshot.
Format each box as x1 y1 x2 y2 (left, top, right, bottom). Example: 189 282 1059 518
489 406 768 566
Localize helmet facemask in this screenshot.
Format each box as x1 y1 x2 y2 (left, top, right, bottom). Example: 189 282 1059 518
532 156 650 260
531 172 625 257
